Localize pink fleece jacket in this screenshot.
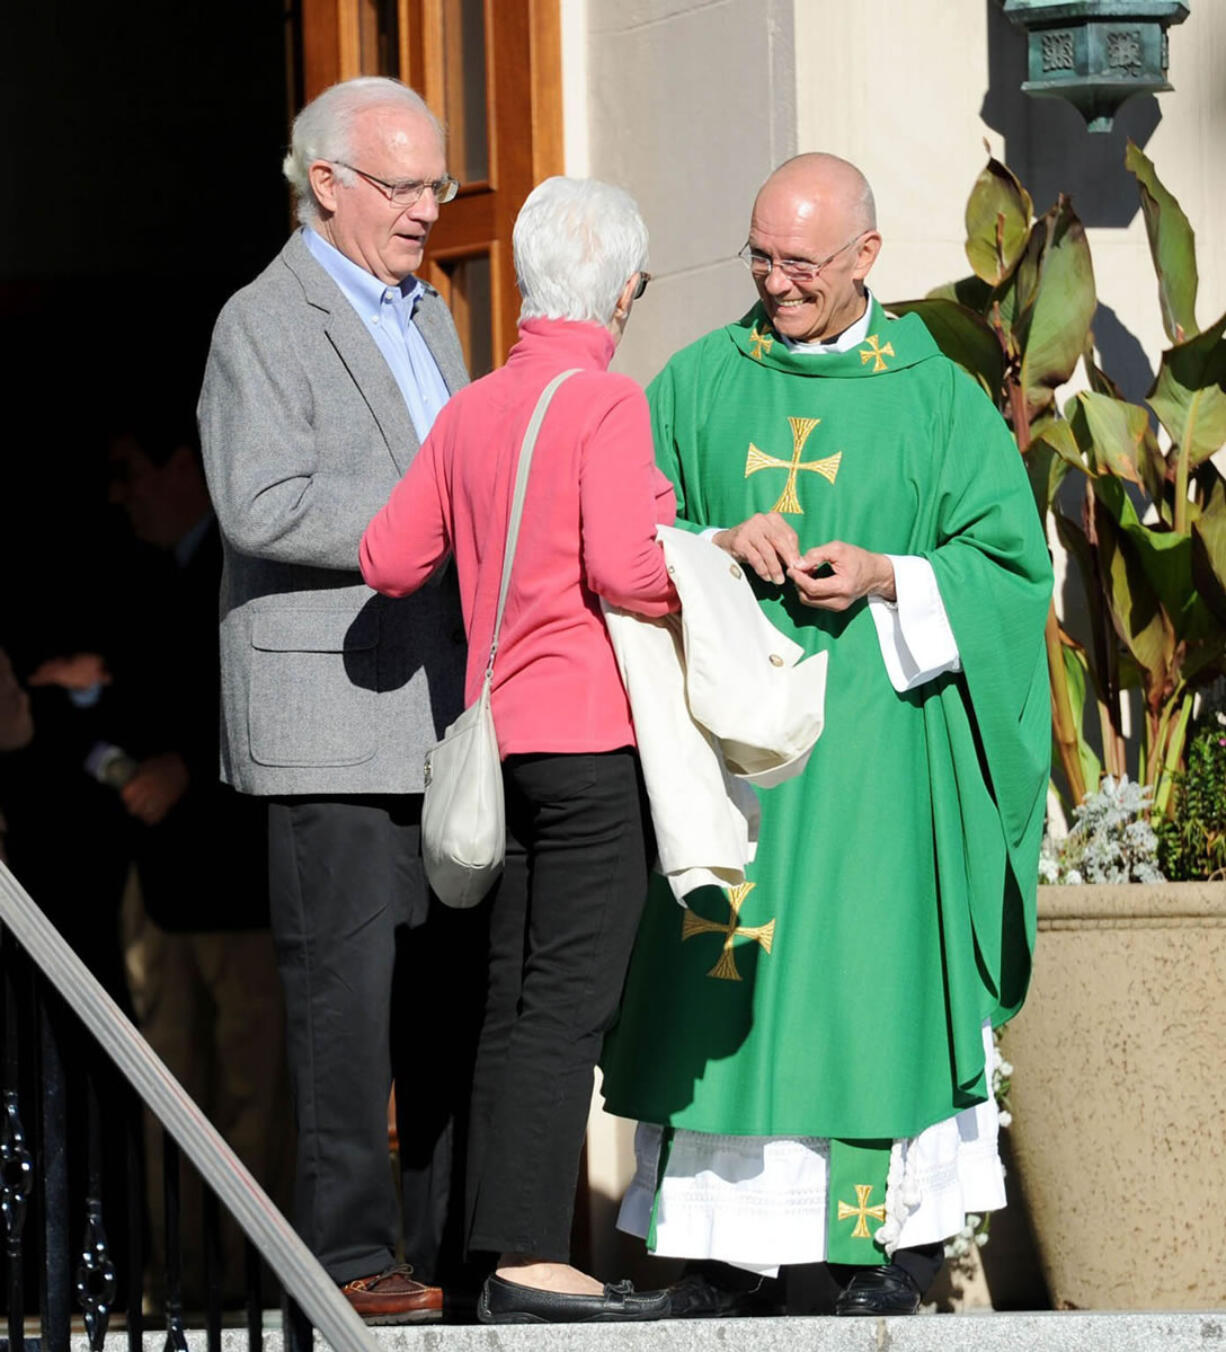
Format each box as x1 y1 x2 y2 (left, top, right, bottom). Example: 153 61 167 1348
360 317 679 756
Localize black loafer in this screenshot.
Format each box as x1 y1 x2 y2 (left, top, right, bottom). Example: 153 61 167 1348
667 1272 778 1318
834 1264 922 1317
477 1273 671 1324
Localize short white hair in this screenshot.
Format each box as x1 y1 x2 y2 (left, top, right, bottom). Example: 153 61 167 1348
283 77 443 225
513 177 649 326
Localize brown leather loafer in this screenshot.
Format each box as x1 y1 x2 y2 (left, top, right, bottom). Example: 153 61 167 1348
340 1265 443 1324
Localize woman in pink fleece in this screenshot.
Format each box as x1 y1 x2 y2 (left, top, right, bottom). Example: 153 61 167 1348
360 177 679 1325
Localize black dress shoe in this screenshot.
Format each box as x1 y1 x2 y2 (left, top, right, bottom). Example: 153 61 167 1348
834 1264 923 1316
477 1272 671 1324
667 1272 779 1318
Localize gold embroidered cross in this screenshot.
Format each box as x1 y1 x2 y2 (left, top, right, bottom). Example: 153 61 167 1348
837 1184 887 1240
858 334 895 373
748 324 774 361
681 881 776 982
745 416 842 514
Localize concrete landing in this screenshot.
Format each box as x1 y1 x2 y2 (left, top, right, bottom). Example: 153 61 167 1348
56 1311 1226 1352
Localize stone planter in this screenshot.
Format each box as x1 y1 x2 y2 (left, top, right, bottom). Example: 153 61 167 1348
1000 881 1226 1310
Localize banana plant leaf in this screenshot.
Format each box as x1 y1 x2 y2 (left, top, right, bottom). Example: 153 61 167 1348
1026 416 1074 519
990 219 1043 341
1015 198 1097 421
1091 500 1173 690
883 297 1004 396
1066 390 1166 503
1148 311 1226 476
1094 476 1219 645
926 275 994 312
1192 476 1226 628
1125 140 1199 345
964 158 1033 288
1058 635 1104 798
1053 510 1110 698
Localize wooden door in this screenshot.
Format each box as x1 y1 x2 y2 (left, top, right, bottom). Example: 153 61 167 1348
295 0 563 375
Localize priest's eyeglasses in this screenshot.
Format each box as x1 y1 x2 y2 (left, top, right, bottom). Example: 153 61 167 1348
334 161 460 206
738 233 864 283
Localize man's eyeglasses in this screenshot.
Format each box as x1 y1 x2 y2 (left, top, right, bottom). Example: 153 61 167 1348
631 271 652 301
334 161 460 207
737 233 864 283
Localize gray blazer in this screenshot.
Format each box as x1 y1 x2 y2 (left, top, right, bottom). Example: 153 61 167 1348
198 231 469 795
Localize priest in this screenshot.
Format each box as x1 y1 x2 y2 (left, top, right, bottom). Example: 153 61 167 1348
600 153 1052 1317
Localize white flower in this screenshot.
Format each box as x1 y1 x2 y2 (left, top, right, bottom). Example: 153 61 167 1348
975 1232 989 1247
1066 868 1083 885
998 1110 1013 1128
998 1060 1013 1077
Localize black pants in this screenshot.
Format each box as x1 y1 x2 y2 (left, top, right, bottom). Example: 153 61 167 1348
465 749 652 1262
267 794 486 1285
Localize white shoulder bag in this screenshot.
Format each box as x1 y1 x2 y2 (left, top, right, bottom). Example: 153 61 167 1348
421 368 579 908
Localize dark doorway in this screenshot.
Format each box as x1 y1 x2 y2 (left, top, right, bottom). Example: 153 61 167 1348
2 0 290 660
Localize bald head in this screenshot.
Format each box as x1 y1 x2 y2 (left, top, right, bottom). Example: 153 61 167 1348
755 153 877 236
745 153 882 344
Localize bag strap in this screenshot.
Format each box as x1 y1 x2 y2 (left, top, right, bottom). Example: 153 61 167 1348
483 367 580 685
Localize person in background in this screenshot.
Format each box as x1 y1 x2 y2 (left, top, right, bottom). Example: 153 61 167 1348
361 177 678 1326
0 648 34 865
107 412 291 1305
0 650 33 756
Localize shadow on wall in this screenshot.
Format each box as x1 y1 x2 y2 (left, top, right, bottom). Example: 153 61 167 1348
981 0 1160 227
1092 303 1156 406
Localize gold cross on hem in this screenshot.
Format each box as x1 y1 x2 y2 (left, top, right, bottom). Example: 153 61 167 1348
748 324 774 361
858 334 895 373
681 881 776 982
837 1184 888 1240
745 416 842 515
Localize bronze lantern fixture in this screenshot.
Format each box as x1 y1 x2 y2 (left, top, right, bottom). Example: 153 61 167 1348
1002 1 1190 132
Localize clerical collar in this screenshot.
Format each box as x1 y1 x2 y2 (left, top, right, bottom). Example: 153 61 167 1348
779 290 874 356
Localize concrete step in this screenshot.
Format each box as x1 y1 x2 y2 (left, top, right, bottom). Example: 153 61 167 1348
52 1311 1226 1352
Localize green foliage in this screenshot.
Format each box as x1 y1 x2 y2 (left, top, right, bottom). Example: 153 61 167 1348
885 145 1226 818
1125 141 1199 346
1157 722 1226 881
1040 776 1164 884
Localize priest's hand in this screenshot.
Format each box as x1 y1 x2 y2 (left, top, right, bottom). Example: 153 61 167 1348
788 541 896 610
712 513 800 586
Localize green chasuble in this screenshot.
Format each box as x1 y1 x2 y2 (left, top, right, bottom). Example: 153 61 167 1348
601 299 1053 1163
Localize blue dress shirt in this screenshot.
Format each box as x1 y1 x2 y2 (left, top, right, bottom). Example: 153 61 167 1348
302 226 452 444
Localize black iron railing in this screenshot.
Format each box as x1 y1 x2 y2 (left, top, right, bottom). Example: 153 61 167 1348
0 859 377 1352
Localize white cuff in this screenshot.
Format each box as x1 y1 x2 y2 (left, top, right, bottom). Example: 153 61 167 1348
868 555 961 692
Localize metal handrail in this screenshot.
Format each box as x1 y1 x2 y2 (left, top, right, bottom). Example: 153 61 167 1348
0 859 378 1352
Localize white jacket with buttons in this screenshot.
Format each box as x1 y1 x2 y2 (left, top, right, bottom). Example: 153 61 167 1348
602 525 828 903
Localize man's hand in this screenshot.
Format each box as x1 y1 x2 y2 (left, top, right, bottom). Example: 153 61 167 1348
788 541 896 611
121 753 190 826
712 513 801 585
28 652 112 692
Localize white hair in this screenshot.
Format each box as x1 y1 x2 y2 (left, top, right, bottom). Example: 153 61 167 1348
282 77 443 225
513 177 649 326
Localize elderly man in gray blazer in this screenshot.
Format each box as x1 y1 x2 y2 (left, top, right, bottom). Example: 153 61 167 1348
198 76 473 1324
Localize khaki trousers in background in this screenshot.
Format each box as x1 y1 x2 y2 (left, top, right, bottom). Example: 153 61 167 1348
124 875 293 1306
